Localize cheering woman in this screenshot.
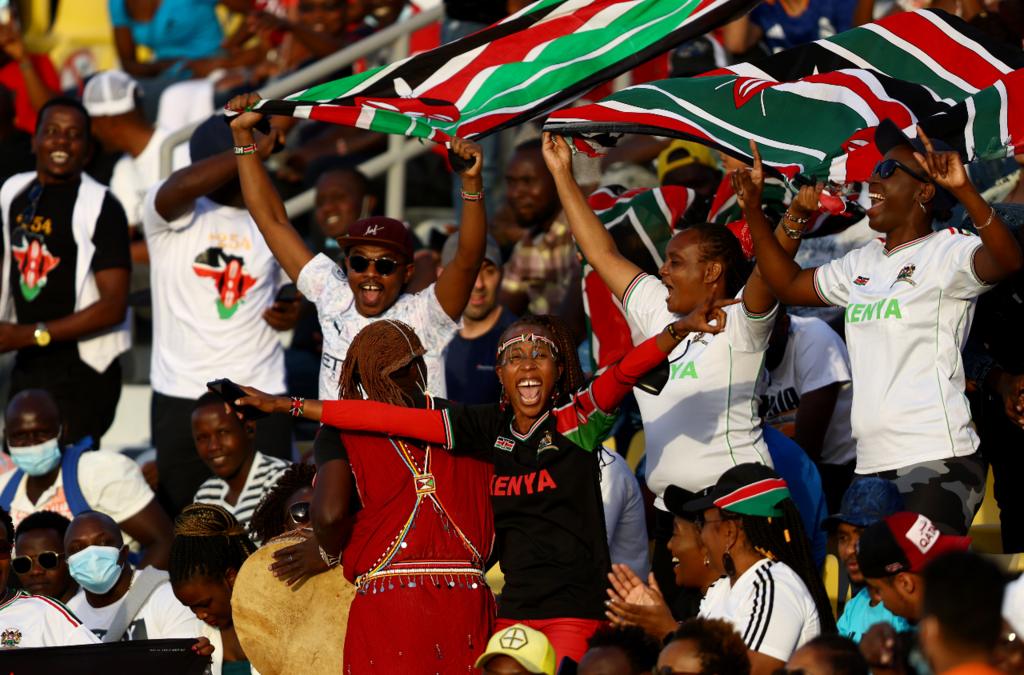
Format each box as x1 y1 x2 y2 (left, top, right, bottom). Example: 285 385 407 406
743 122 1023 534
236 304 733 663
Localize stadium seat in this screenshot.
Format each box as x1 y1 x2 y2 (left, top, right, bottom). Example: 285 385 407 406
23 0 118 90
822 553 852 619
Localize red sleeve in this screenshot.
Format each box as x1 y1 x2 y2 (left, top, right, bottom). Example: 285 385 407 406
590 335 666 412
320 400 450 447
30 54 60 91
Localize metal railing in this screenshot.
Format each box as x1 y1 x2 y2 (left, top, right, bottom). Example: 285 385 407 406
159 4 445 219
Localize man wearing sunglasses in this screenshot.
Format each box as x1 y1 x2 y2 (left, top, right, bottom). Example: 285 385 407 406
12 510 77 603
227 91 489 402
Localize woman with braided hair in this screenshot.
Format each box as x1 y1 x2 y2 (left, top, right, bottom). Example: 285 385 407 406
170 503 257 675
683 463 834 675
237 301 736 663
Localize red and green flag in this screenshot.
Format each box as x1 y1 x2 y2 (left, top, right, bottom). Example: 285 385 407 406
250 0 759 142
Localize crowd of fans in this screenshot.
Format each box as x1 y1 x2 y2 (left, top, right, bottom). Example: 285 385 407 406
0 0 1022 674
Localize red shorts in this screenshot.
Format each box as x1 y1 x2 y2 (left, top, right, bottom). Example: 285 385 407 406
495 617 604 664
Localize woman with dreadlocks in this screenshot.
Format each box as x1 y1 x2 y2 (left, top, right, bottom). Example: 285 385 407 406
237 302 735 663
170 503 257 675
682 462 835 675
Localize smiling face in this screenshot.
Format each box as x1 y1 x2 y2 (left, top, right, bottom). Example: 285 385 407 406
836 522 864 584
191 402 255 481
697 507 739 577
33 105 90 184
346 244 412 317
668 516 711 589
173 573 236 628
315 170 369 241
866 144 935 234
496 324 562 420
15 528 74 600
659 229 718 315
505 146 559 230
464 260 502 321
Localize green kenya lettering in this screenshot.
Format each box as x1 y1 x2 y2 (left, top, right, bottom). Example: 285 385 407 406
670 361 698 380
846 298 903 323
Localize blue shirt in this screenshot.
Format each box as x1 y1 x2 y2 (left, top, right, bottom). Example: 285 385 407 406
109 0 224 61
443 308 517 405
749 0 857 52
764 425 828 568
837 587 913 643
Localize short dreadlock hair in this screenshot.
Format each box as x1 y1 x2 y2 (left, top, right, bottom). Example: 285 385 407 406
169 503 255 585
585 625 660 674
339 319 426 406
499 315 585 407
249 463 316 544
669 618 750 675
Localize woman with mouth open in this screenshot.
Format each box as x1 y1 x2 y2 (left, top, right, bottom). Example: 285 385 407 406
235 305 734 664
743 120 1024 534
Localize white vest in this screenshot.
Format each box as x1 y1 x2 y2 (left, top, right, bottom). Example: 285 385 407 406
0 171 131 372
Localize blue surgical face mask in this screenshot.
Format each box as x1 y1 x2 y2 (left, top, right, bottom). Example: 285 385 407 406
8 435 61 476
67 546 124 594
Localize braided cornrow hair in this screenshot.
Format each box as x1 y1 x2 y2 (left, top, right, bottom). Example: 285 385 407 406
248 463 316 544
338 319 426 406
500 315 585 407
739 500 837 633
687 222 753 297
169 503 256 585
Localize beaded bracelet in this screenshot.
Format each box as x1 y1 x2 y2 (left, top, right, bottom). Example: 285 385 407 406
234 143 258 156
461 190 484 202
318 545 341 568
289 396 305 417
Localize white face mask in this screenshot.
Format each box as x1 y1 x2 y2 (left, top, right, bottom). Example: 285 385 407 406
8 434 61 476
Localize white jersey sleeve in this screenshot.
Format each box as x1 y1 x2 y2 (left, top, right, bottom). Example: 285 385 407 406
79 451 156 524
812 246 862 307
297 253 353 309
734 564 820 662
935 229 990 299
792 318 851 394
36 596 102 646
621 273 673 339
727 293 778 353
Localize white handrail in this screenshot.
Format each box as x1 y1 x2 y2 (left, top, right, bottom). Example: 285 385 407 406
159 4 446 223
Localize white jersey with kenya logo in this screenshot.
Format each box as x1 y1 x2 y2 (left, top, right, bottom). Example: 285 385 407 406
812 229 990 473
0 590 100 649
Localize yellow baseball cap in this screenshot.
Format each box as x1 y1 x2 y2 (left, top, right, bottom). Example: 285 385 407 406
657 140 719 183
474 624 557 675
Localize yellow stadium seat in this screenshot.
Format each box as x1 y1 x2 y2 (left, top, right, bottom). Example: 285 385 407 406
19 0 52 40
23 0 118 89
822 553 852 620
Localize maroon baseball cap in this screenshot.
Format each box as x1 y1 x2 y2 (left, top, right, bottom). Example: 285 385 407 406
339 216 416 261
856 511 971 578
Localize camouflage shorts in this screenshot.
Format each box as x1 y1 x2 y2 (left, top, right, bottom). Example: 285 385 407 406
860 453 987 535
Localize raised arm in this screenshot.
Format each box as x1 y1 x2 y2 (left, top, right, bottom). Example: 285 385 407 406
435 138 487 320
740 141 826 307
542 132 643 301
226 93 315 282
913 127 1023 283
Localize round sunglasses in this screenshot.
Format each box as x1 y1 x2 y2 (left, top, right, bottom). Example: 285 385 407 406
347 254 399 276
11 551 62 575
289 501 311 526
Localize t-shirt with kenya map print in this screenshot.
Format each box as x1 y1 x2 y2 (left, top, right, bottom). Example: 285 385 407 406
143 186 286 398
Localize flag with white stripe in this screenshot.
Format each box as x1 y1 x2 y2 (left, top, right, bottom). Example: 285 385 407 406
250 0 759 142
543 9 1024 183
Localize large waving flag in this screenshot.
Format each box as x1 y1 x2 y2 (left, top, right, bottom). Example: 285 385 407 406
544 9 1024 183
251 0 759 142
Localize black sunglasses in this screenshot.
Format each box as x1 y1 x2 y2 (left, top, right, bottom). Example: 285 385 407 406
873 158 932 184
12 551 62 575
289 501 311 525
347 254 398 276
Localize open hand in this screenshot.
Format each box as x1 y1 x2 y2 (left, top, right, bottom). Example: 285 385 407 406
605 566 677 640
731 140 766 212
607 563 656 606
677 295 740 335
913 126 969 192
269 529 329 586
541 132 573 177
450 137 484 181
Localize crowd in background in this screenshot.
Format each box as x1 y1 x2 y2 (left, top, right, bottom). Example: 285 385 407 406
0 1 1022 674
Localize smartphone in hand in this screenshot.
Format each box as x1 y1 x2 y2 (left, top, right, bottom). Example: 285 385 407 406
207 378 270 420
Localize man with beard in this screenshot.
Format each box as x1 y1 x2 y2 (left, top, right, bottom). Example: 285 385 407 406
442 233 516 405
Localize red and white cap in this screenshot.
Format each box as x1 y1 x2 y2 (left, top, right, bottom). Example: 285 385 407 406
856 511 971 578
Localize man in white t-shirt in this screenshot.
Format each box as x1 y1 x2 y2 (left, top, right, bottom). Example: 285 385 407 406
599 448 649 580
65 511 203 642
0 505 100 648
144 115 297 516
226 101 490 401
0 390 173 567
759 310 856 512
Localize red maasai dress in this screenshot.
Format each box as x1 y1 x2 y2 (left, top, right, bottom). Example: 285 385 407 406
336 397 495 675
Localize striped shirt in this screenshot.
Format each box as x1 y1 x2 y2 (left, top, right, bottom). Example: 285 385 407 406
193 451 289 540
699 558 820 662
0 590 100 648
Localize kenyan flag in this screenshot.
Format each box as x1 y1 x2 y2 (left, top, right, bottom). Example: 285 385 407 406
251 0 760 141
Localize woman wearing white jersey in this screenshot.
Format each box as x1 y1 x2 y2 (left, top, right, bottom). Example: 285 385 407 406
745 121 1024 534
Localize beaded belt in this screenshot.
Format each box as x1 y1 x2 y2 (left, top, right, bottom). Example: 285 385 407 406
356 560 486 593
